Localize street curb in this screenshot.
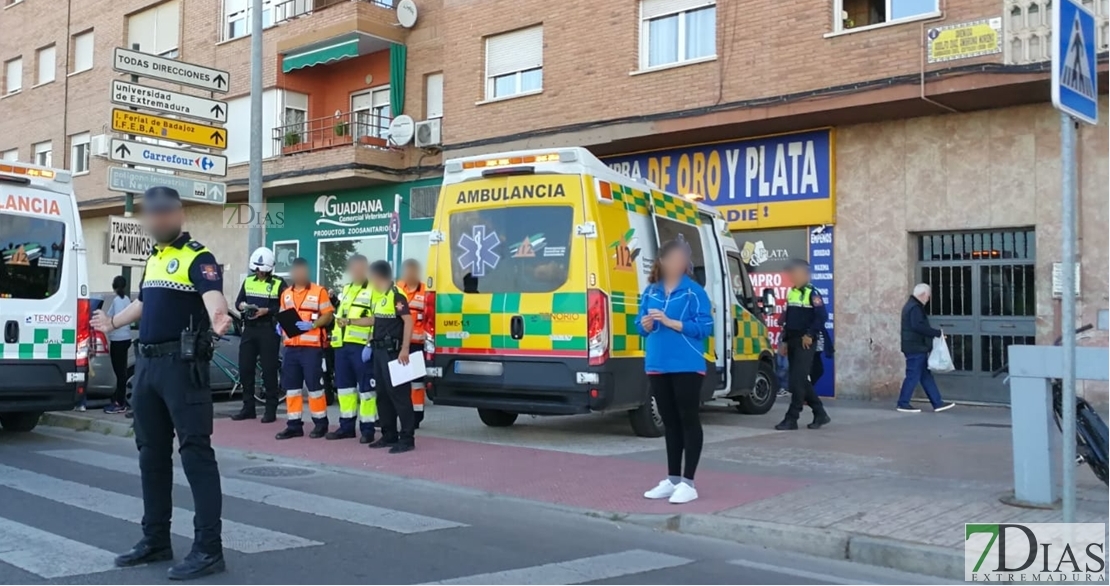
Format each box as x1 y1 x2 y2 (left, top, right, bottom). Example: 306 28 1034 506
622 513 962 581
39 412 134 438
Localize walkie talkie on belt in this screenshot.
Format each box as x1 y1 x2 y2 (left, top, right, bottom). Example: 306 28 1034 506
180 316 198 362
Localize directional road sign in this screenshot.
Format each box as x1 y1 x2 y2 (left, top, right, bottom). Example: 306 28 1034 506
112 47 230 94
110 80 228 124
107 167 227 205
1052 0 1099 125
111 109 227 150
109 138 228 178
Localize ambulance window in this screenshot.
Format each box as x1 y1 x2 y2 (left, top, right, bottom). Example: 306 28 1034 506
0 212 66 300
449 206 573 294
726 253 753 306
654 216 706 287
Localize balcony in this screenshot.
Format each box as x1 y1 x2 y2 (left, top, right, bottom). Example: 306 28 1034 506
1004 0 1109 64
273 111 393 155
276 0 404 73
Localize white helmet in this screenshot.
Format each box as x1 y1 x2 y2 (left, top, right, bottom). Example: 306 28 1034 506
249 247 275 272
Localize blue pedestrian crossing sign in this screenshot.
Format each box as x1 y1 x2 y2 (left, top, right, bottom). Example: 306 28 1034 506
1052 0 1099 124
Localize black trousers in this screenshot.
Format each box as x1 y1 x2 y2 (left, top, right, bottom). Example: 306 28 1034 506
784 334 827 421
372 348 414 446
131 353 222 555
109 340 131 406
238 323 280 412
650 372 704 481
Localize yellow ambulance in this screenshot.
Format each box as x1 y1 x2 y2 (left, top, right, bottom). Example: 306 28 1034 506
423 147 777 436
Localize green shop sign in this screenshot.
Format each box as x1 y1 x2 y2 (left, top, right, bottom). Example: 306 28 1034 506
265 178 440 288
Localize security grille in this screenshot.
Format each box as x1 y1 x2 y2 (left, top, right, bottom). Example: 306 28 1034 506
409 185 439 220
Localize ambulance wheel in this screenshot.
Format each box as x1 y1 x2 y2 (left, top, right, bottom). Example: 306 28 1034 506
0 412 41 432
477 408 518 427
629 397 664 438
735 362 776 415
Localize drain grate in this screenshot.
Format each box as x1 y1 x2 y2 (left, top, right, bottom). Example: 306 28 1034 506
239 465 315 477
966 423 1012 429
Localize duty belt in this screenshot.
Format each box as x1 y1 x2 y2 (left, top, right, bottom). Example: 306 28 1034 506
369 337 401 351
137 341 180 357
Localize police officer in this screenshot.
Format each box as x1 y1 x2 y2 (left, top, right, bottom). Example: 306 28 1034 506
326 255 377 443
91 187 229 580
399 258 427 429
364 260 417 454
231 247 286 423
774 258 832 431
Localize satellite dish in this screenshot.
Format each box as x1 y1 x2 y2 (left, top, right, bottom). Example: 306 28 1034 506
397 0 418 28
387 115 415 146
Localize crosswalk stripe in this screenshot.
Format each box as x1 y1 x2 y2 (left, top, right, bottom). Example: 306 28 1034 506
0 464 321 554
44 449 466 534
0 516 119 579
728 559 875 585
421 549 693 585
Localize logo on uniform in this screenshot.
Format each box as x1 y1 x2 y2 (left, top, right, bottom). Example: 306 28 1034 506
396 301 405 312
166 259 180 274
199 264 220 281
369 377 376 388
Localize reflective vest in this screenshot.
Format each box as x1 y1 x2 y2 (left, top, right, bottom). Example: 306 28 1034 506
140 238 209 343
368 285 406 342
331 281 373 347
242 275 281 308
783 285 816 333
786 286 814 307
400 281 426 344
144 240 206 291
280 283 332 347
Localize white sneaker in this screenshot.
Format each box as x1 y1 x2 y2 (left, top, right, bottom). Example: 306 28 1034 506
669 483 699 504
643 480 677 499
934 402 956 412
896 406 922 413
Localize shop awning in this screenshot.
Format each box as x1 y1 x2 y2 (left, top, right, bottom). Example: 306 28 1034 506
282 39 360 73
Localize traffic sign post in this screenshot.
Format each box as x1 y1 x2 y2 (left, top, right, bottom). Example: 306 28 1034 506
108 167 226 205
1050 0 1097 526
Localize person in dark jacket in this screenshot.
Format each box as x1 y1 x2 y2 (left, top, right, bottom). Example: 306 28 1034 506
897 283 955 413
775 259 831 430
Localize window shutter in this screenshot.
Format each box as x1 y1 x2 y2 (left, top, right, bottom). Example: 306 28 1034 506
425 73 443 119
284 91 308 112
38 46 55 84
74 32 94 72
225 0 247 15
127 9 155 53
486 26 543 78
641 0 714 20
155 1 181 55
6 58 22 91
351 91 373 111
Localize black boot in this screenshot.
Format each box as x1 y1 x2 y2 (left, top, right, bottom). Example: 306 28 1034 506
275 427 304 440
167 551 225 581
230 407 256 421
309 424 328 439
359 433 374 444
807 414 831 429
325 428 355 440
774 419 799 431
260 410 277 424
115 540 173 567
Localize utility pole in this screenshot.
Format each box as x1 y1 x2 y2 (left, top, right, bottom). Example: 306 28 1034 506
121 42 141 285
1059 114 1077 523
248 0 264 255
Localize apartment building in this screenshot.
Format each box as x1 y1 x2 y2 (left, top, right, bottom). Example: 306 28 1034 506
1 0 1106 402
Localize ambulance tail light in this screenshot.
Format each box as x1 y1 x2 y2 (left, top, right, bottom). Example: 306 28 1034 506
93 331 109 356
423 290 436 360
76 298 91 368
587 289 609 366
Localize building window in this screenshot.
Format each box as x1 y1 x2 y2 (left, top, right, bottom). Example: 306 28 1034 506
70 132 90 175
640 0 716 70
425 72 443 119
1 149 17 161
223 0 309 41
33 141 52 167
485 26 543 100
282 91 308 144
128 0 180 58
836 0 938 31
352 87 390 141
36 45 56 86
72 31 94 73
409 185 439 219
4 57 22 95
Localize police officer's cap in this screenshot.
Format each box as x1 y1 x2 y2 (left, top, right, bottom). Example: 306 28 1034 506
141 186 183 212
786 258 810 270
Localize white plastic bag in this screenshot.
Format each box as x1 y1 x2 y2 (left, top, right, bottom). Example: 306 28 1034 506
928 337 955 372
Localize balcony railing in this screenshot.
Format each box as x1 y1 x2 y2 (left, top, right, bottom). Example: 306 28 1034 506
274 0 395 23
273 111 392 156
1004 0 1109 64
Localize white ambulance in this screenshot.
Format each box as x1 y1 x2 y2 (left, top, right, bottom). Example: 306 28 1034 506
0 161 91 432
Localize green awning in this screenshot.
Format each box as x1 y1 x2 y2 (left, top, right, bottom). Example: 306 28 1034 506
282 39 359 73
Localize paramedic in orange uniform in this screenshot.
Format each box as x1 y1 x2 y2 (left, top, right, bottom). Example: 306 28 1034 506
275 258 334 440
400 259 428 429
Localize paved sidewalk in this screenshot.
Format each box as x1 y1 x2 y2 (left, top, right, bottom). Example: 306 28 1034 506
39 397 1109 580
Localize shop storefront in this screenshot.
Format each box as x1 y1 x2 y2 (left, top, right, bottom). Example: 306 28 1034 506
264 178 441 288
600 129 838 397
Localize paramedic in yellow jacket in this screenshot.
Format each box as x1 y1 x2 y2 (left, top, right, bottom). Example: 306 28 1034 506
325 254 378 443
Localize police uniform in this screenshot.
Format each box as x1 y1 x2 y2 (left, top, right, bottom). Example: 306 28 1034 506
233 273 286 420
126 193 224 574
366 284 415 451
327 280 377 441
400 280 427 428
276 281 333 439
779 282 831 428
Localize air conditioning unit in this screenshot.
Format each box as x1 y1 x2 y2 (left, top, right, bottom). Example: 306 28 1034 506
415 119 442 148
90 134 110 157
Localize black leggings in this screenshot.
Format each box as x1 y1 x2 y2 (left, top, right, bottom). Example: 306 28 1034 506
110 340 131 406
650 372 704 481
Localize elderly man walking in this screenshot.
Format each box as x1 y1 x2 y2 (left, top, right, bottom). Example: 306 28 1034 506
897 283 955 413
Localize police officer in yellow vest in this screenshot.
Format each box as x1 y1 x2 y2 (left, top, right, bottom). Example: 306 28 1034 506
775 258 831 431
364 260 418 454
230 247 286 423
91 187 230 580
325 254 378 443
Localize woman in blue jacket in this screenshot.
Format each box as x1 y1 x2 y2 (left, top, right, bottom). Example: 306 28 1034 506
637 238 714 504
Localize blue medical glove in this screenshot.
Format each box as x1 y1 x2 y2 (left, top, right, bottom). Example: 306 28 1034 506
295 320 314 331
361 346 373 363
275 323 282 336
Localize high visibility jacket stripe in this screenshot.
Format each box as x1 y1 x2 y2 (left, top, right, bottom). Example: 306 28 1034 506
281 283 332 347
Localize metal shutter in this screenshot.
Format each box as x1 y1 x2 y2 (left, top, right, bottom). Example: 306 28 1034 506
485 26 543 78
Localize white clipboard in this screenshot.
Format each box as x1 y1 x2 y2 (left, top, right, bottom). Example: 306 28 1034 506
388 351 426 386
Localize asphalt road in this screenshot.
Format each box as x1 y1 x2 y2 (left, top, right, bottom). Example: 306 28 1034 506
0 428 946 585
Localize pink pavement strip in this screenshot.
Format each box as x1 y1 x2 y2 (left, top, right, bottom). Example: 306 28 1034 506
213 419 806 514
